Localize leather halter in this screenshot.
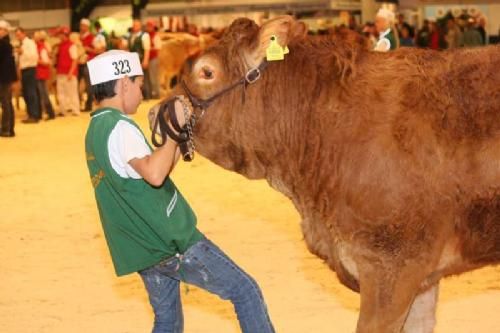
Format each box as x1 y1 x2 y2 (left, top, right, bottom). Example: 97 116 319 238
151 96 190 148
181 60 268 117
151 60 269 161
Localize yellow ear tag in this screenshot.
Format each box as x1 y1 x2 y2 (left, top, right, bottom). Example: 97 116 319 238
283 45 289 55
266 35 285 61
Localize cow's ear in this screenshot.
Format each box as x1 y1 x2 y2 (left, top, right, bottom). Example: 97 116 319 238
248 16 307 66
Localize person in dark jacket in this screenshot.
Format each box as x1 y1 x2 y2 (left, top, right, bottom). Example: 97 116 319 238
0 20 18 137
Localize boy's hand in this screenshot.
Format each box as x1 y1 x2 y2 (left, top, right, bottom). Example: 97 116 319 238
172 95 193 128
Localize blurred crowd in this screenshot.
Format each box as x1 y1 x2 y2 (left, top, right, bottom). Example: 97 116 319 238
316 11 490 51
0 11 494 138
0 17 182 137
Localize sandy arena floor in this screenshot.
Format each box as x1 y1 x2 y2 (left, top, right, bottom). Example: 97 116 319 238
1 100 500 333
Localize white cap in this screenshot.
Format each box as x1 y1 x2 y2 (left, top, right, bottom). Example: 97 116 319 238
80 18 91 26
376 8 395 23
0 20 11 30
87 50 143 85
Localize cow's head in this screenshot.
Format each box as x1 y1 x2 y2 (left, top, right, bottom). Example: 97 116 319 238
149 16 306 178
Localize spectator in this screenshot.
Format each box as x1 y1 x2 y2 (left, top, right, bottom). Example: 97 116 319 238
428 20 441 50
374 8 399 52
55 26 79 116
399 26 414 47
15 27 41 123
416 19 430 48
93 21 108 53
396 13 415 39
79 18 95 111
145 19 161 99
477 17 488 45
0 20 17 137
348 15 358 32
445 18 462 49
128 19 151 99
362 22 377 49
108 30 120 50
463 18 484 47
34 30 55 120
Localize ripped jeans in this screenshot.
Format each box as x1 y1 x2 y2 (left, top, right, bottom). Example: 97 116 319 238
139 237 275 333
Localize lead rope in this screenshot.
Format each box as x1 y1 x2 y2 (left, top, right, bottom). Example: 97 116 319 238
182 99 195 161
151 96 196 162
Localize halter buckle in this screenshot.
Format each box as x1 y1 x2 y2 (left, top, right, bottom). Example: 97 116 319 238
245 68 261 84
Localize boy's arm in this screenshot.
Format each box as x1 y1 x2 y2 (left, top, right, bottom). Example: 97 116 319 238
169 147 181 174
129 140 178 187
129 99 189 186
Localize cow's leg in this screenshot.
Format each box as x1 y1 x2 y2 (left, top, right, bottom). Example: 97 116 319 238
402 283 439 333
356 263 429 333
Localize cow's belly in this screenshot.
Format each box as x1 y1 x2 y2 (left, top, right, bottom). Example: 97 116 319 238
300 216 332 262
301 216 362 291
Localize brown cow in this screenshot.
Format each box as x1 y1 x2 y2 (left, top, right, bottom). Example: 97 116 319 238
150 16 500 332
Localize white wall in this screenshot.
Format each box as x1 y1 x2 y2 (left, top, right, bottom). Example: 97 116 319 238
2 9 70 30
489 4 500 36
90 5 131 19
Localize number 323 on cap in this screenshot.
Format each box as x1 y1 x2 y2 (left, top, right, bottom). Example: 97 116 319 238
87 50 144 85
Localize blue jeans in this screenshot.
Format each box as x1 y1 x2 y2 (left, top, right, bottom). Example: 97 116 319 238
139 238 275 333
21 67 40 120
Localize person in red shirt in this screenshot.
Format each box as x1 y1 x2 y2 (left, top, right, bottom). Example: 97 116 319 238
80 18 95 111
56 26 79 116
145 19 160 99
428 20 441 50
34 30 55 120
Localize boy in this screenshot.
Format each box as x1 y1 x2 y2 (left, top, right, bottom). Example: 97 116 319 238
85 50 275 333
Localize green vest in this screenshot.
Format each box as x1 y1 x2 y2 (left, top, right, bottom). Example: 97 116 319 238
85 108 203 276
386 29 397 50
129 32 145 60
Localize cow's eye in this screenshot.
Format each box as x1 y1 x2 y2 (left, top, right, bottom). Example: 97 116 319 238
200 66 214 80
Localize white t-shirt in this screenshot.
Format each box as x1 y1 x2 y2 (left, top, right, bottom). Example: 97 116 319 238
374 28 391 52
93 33 106 50
19 37 38 69
107 119 152 179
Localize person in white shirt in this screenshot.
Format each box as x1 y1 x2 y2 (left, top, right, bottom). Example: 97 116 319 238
93 21 107 55
374 8 399 52
145 19 161 99
15 27 41 123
